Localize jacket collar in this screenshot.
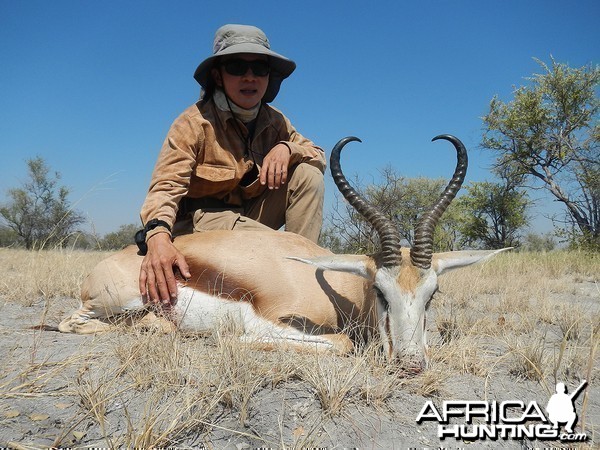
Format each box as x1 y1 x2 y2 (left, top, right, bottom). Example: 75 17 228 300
207 98 273 138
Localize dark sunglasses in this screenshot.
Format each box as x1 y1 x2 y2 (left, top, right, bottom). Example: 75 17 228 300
221 59 270 77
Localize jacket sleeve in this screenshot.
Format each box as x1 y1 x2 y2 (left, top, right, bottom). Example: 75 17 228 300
140 109 203 240
279 114 326 173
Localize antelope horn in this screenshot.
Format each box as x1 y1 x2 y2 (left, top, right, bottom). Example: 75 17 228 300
410 135 468 269
330 137 402 267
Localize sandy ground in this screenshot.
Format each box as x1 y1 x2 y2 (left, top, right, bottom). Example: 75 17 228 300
0 276 598 449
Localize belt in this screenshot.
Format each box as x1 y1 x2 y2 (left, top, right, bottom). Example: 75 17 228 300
177 196 239 218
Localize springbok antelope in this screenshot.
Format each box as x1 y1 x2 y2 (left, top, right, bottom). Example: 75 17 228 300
60 135 507 368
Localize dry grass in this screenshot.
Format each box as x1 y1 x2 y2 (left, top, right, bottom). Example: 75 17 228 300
435 251 599 381
0 247 598 447
0 247 110 304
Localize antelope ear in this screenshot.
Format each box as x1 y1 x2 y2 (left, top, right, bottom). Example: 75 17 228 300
433 248 512 275
286 254 372 279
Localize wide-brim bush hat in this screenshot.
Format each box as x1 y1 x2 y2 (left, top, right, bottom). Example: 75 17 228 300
194 24 296 103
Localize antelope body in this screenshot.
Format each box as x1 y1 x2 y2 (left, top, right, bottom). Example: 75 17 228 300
59 135 507 368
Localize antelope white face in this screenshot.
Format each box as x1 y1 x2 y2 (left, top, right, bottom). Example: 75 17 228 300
374 266 438 369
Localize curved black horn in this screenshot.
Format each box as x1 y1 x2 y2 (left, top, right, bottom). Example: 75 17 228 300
410 135 468 269
330 137 402 267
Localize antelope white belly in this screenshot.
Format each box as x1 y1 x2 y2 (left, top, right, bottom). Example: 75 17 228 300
173 286 336 349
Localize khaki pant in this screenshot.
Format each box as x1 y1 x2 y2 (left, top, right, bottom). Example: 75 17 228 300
172 163 324 243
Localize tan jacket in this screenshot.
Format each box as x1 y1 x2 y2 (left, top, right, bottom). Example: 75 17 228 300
140 100 325 239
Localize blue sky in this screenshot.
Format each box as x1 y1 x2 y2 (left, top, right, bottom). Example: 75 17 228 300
1 0 598 235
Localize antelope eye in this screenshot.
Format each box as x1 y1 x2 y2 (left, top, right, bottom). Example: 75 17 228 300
425 286 439 309
374 286 389 310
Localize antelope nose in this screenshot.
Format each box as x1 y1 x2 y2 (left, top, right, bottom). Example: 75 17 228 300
404 357 427 374
393 351 427 374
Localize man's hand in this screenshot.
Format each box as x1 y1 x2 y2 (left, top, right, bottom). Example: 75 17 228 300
139 232 191 307
260 143 291 189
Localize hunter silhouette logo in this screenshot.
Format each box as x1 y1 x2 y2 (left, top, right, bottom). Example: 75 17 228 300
546 380 587 434
416 379 589 442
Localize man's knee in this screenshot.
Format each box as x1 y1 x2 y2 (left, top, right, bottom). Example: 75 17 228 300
284 164 324 242
289 164 325 194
